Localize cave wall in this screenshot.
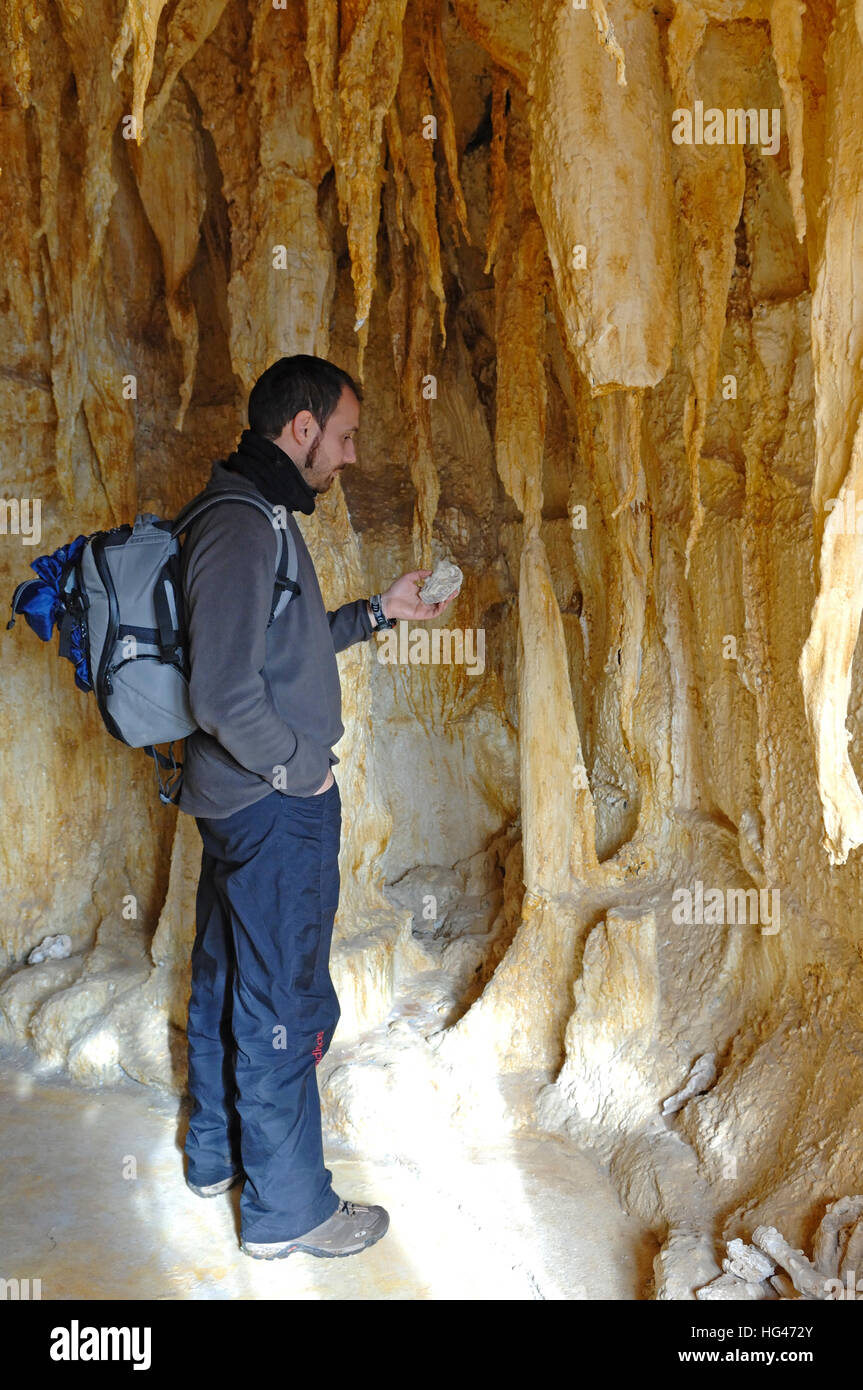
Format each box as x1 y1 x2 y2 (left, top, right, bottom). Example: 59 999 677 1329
2 0 863 1285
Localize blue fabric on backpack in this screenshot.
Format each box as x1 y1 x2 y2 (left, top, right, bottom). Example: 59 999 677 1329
13 535 92 690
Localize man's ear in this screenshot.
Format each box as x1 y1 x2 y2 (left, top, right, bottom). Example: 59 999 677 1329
291 409 314 445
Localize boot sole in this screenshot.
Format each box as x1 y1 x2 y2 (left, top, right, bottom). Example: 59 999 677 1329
187 1173 242 1198
241 1220 389 1261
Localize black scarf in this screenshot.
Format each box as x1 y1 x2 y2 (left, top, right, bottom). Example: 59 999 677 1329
223 429 317 515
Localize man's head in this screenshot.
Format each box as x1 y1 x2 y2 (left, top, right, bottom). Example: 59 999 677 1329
248 354 363 494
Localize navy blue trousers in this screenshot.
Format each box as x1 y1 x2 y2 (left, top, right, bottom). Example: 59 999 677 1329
184 780 342 1242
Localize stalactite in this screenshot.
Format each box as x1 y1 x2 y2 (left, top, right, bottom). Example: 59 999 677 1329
111 0 169 141
666 1 708 100
418 0 471 247
570 373 646 840
740 300 809 889
606 394 648 754
391 5 447 344
383 142 409 379
497 180 600 886
483 69 508 275
494 214 545 525
799 0 863 865
383 107 409 255
769 0 807 243
304 0 339 162
239 0 334 368
55 0 125 277
403 291 439 568
673 35 747 576
180 9 258 386
9 0 863 1293
382 120 440 569
529 0 678 391
0 60 39 346
588 0 628 86
436 97 599 1074
2 0 41 105
28 0 134 521
331 0 408 376
183 2 334 391
129 81 206 430
450 0 530 81
143 0 231 133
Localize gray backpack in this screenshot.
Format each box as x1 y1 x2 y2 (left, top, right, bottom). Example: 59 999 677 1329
10 489 299 804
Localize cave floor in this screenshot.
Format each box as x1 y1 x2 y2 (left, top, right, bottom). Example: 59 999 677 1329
0 1046 652 1301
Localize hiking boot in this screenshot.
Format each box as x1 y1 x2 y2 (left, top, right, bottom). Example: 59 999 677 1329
187 1172 242 1198
241 1198 389 1260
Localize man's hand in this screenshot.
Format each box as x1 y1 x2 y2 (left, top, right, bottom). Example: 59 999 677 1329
380 571 460 622
313 767 334 794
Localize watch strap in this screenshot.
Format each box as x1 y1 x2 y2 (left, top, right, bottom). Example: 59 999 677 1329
369 593 395 630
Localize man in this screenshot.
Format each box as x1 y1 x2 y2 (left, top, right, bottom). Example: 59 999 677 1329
178 354 457 1260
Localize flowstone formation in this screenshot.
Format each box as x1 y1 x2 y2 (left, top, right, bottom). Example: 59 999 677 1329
2 0 863 1300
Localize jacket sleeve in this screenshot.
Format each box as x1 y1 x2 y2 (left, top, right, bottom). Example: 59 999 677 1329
327 598 375 653
183 504 331 795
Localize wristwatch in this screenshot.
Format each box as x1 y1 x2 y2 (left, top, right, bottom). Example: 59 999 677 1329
369 592 396 630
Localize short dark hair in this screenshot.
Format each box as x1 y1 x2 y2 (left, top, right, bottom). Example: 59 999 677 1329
248 354 363 439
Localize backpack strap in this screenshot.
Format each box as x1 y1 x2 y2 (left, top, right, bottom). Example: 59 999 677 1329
144 743 183 805
172 489 300 626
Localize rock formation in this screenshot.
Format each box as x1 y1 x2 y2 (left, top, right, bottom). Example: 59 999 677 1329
2 0 863 1299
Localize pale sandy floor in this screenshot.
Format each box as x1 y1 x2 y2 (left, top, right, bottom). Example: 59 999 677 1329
0 1047 653 1300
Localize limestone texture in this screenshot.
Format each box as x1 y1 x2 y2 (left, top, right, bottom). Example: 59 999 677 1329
418 557 462 603
1 0 863 1303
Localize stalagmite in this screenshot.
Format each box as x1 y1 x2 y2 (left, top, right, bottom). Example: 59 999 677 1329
493 103 596 891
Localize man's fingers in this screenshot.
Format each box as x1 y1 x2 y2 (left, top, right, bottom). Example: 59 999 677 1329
422 588 458 610
435 590 459 611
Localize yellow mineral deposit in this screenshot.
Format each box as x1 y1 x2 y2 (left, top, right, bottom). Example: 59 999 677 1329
2 0 863 1301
